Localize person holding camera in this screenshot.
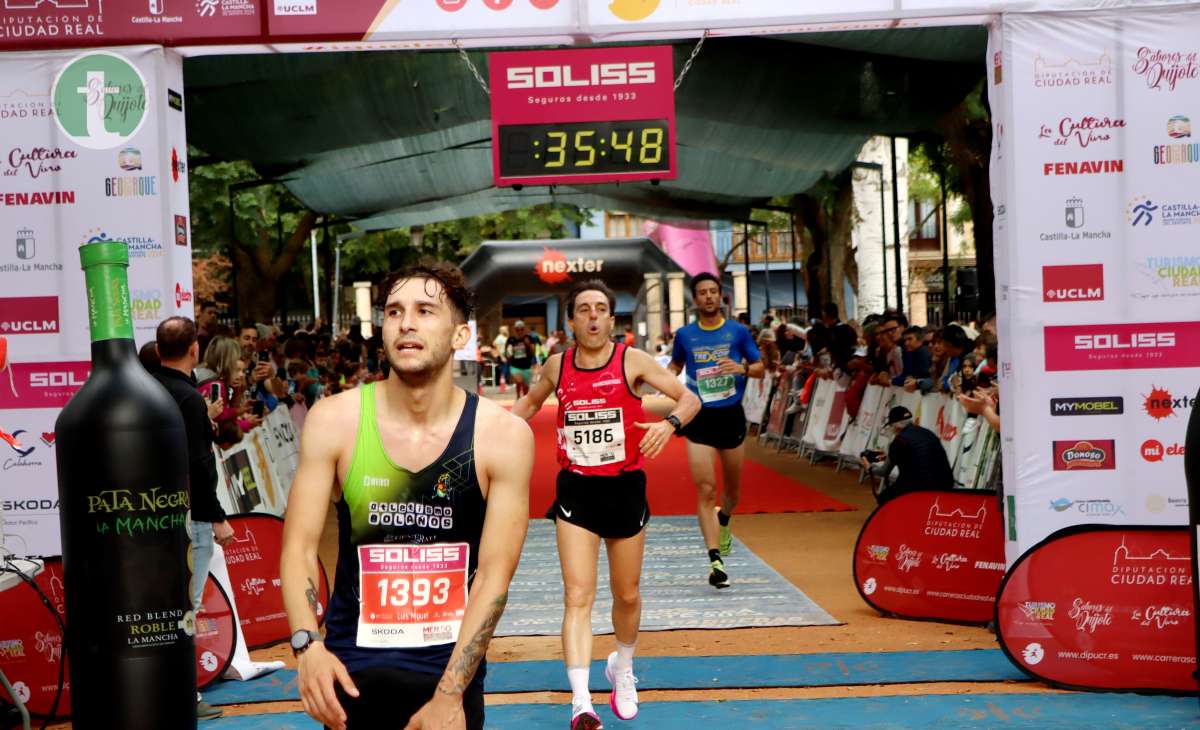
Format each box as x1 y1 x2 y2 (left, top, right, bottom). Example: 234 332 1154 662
860 406 954 504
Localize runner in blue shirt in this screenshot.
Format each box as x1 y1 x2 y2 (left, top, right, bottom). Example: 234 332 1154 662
669 273 764 588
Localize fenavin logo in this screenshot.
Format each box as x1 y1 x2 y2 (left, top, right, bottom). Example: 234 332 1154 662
52 52 148 151
1050 397 1123 416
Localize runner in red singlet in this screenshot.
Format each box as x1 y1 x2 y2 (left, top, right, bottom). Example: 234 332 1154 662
514 279 700 730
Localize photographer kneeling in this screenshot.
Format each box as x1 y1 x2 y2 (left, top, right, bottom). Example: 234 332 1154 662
860 406 954 505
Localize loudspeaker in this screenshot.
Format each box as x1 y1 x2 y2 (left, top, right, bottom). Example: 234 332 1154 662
955 267 979 313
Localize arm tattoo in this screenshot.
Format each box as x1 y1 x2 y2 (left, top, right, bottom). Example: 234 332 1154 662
437 592 508 697
305 577 320 618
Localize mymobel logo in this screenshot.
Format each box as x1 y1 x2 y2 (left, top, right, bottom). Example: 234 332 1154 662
535 247 604 285
506 62 656 90
1050 397 1123 416
273 0 315 15
51 52 149 151
1043 264 1103 302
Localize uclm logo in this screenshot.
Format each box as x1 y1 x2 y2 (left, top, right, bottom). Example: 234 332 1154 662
506 62 656 90
535 247 605 285
1044 322 1199 371
1053 439 1116 470
1043 264 1103 302
0 296 58 335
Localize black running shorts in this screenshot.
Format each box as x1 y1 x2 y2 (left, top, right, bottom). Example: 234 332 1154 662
679 402 747 450
331 666 485 730
554 469 649 539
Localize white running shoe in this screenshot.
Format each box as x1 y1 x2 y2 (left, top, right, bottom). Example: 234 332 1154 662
605 651 639 720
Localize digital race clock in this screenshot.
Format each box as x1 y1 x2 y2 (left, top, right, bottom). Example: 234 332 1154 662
497 119 670 179
488 46 677 187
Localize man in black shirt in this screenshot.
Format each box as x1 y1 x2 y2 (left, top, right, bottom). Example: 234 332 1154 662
505 319 542 398
861 406 955 504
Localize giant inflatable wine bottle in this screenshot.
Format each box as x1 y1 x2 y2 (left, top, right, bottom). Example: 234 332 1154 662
55 241 197 728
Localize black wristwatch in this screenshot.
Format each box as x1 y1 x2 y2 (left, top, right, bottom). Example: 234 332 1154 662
665 414 682 433
290 629 323 657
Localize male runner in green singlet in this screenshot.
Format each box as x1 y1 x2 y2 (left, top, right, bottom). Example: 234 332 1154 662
281 261 533 730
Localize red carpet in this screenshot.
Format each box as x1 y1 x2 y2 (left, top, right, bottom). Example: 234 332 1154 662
521 405 854 518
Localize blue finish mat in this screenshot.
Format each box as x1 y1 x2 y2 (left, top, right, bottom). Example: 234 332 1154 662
203 649 1027 706
497 517 839 636
207 693 1200 729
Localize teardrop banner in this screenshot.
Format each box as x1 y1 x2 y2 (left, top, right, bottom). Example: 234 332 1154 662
223 514 330 649
853 490 1006 624
0 557 69 718
996 526 1196 693
195 575 237 690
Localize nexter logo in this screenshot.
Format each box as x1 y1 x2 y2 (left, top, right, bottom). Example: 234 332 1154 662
506 62 655 90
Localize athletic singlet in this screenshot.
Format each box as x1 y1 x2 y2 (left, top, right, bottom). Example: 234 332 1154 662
324 382 487 684
555 342 646 476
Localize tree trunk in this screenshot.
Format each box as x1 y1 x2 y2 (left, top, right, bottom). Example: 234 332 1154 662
827 171 856 321
938 102 995 316
233 210 319 323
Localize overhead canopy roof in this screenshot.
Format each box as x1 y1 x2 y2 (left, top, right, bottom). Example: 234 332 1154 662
183 27 987 229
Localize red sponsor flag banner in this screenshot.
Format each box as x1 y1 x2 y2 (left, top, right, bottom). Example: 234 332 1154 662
223 514 329 649
195 575 236 690
0 360 90 410
853 490 1006 624
997 526 1196 693
0 1 263 52
1044 321 1200 372
488 45 677 187
0 557 70 717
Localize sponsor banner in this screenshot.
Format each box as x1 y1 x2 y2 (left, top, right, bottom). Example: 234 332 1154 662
0 557 70 716
1044 322 1199 372
997 527 1195 692
222 514 329 649
1 408 63 556
194 574 236 689
270 0 572 41
995 6 1200 559
1052 439 1116 471
0 0 261 52
0 360 89 409
854 490 1006 624
488 45 677 186
0 295 59 336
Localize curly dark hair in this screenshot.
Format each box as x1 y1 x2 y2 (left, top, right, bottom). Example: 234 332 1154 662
565 279 616 317
377 259 476 324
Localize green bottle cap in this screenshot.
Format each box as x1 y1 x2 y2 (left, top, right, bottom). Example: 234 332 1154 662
80 241 134 342
79 240 130 270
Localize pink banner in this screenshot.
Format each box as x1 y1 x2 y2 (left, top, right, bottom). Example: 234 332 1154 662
643 220 718 277
1044 322 1200 372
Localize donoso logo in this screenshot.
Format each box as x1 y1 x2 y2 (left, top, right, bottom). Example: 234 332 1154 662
1053 439 1116 470
1043 263 1104 302
1044 322 1200 371
506 62 656 90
